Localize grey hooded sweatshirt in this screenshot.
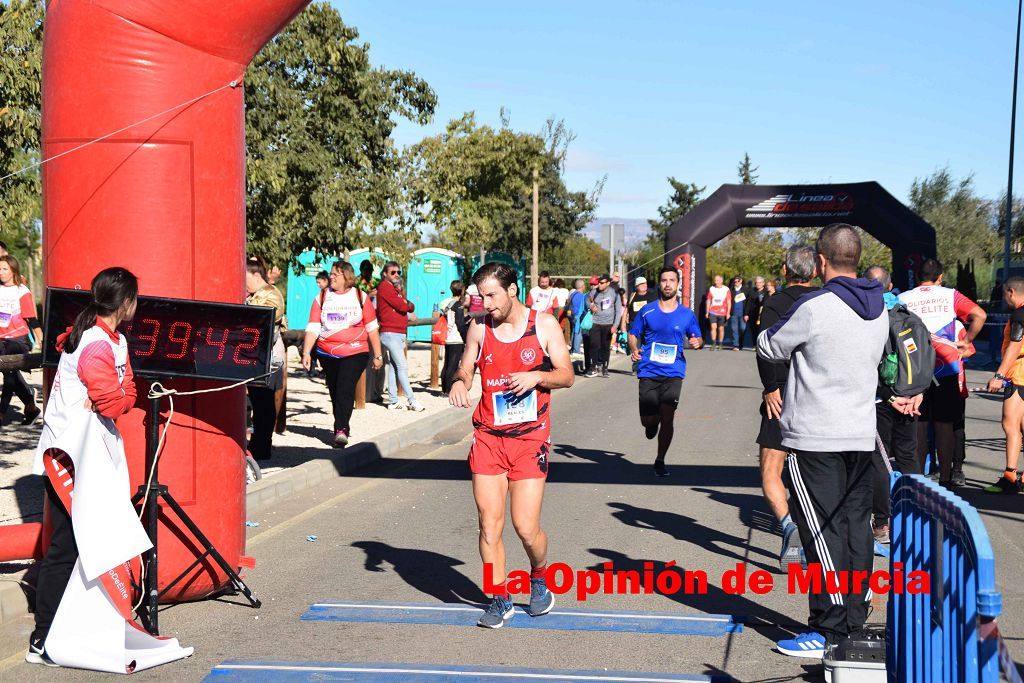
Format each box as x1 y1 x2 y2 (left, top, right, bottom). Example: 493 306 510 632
756 276 888 452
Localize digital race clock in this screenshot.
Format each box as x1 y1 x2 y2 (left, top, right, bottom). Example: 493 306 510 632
42 288 275 384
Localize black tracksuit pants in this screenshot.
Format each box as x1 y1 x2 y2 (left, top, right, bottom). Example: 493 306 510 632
441 343 464 394
786 450 874 644
589 324 613 366
0 336 35 413
872 402 920 520
32 477 79 643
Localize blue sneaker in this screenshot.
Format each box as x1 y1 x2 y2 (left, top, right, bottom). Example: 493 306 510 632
527 577 554 616
477 596 515 629
776 631 826 658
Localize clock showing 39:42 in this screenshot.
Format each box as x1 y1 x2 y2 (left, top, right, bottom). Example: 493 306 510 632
43 288 275 384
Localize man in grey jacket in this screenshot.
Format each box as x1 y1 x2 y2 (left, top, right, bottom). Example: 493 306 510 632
757 224 888 660
587 274 622 377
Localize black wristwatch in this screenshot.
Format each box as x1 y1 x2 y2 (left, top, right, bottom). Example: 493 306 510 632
374 354 384 361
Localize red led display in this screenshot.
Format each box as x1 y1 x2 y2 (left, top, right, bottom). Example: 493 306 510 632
43 289 274 384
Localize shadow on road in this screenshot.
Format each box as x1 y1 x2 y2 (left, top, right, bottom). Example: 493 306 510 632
584 549 805 638
351 540 487 605
607 502 777 573
690 487 779 536
343 450 763 488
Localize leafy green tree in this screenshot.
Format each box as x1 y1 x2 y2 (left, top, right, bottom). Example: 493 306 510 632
908 168 1000 272
788 226 891 276
0 0 43 286
737 153 758 185
706 229 787 281
403 113 600 259
245 2 436 268
647 178 705 248
541 235 608 276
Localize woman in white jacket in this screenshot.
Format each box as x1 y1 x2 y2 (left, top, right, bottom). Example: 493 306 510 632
29 267 191 672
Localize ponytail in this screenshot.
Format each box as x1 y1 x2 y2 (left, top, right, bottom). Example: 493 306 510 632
64 267 139 354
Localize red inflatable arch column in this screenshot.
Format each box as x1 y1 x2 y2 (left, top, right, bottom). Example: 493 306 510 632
37 0 309 601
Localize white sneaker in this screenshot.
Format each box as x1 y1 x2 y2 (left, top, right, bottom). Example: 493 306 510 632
387 402 404 411
407 402 425 412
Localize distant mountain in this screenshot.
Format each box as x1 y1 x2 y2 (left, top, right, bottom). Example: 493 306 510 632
581 217 652 249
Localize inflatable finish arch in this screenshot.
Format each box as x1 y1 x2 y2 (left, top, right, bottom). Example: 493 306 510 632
663 182 937 313
37 0 309 601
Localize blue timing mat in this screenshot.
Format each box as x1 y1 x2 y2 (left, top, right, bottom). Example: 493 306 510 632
300 600 741 636
205 660 733 682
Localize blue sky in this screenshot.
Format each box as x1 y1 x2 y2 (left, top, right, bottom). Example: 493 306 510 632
332 0 1019 219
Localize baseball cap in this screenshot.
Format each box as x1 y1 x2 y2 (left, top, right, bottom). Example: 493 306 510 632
589 275 600 286
634 276 647 286
598 274 610 282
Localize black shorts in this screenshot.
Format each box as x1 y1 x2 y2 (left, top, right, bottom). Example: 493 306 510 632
638 377 682 417
709 314 726 325
920 375 965 424
1004 383 1024 402
756 408 785 451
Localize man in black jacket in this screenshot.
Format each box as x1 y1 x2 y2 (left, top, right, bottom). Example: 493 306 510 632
755 245 818 570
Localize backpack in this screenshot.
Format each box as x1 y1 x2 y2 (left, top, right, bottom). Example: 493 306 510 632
431 309 449 345
879 303 935 396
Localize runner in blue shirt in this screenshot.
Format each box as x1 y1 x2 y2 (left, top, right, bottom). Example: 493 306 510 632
628 266 703 476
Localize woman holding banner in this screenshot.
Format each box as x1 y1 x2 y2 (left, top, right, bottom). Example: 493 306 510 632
29 267 191 672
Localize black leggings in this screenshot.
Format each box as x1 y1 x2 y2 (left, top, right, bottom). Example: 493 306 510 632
589 324 613 365
32 477 79 643
247 385 277 460
0 336 34 413
320 352 368 433
441 344 464 394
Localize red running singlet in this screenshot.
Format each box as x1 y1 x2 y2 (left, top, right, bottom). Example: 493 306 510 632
473 310 552 440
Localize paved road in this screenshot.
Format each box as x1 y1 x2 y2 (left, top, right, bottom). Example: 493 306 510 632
2 349 1022 681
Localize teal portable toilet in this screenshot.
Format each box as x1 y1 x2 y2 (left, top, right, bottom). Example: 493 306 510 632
286 250 332 330
470 251 527 303
407 248 465 342
348 247 389 288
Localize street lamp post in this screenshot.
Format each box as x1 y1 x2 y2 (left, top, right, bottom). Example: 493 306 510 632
1005 0 1023 281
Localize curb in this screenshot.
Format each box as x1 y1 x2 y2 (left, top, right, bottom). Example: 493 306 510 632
245 406 473 518
0 406 474 631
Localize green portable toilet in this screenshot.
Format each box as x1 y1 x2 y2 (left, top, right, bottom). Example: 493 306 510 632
407 248 465 342
285 250 333 330
470 252 527 303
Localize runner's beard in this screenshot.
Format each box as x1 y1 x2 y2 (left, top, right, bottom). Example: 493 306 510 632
488 301 514 323
660 288 677 301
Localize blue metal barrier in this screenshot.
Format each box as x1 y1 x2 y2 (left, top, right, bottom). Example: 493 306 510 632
888 474 1007 682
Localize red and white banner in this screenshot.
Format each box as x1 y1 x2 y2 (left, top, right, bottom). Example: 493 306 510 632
37 412 192 673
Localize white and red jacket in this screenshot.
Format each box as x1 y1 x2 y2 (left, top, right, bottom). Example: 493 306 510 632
34 319 136 476
527 286 556 314
33 319 191 671
898 285 978 379
0 283 36 339
707 285 730 317
307 288 379 357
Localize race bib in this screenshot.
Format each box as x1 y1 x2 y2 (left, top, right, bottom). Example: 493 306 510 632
325 312 344 326
734 292 746 303
0 312 10 328
492 390 538 426
650 342 677 365
600 298 611 311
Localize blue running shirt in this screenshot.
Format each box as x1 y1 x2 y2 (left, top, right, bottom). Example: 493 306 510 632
629 302 702 378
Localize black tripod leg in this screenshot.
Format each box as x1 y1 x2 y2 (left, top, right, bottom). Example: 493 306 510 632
158 492 261 608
